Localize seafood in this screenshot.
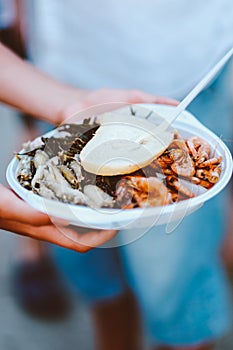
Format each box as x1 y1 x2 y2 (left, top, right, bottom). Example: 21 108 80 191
196 165 221 184
168 140 195 177
189 136 211 165
170 152 195 178
151 140 195 178
186 139 198 158
70 161 84 182
42 179 88 205
84 185 114 208
58 165 79 189
36 183 57 200
34 150 49 168
116 176 172 208
197 156 222 168
166 176 195 198
17 155 35 189
16 118 222 210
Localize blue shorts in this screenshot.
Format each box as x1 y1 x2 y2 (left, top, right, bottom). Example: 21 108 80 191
52 66 233 347
119 189 231 346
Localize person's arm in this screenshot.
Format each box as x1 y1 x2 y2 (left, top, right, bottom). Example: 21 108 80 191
0 42 86 123
0 43 177 124
0 43 178 251
0 185 117 252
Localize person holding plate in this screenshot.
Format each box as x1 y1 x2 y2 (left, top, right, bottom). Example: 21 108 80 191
6 1 233 349
0 42 170 251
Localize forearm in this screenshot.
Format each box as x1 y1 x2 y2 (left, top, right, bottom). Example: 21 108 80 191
0 43 85 124
0 43 178 125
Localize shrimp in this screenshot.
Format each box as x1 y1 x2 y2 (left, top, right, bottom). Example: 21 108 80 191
116 176 171 208
189 136 211 165
166 176 195 198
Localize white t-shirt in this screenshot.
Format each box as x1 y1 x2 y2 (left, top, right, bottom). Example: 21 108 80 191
0 0 16 28
29 0 233 98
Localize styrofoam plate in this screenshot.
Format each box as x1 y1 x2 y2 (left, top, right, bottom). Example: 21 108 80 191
6 104 232 230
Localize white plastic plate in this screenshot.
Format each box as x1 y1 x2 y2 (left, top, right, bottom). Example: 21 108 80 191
6 105 233 230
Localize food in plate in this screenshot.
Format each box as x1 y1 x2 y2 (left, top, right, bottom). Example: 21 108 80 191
16 107 222 210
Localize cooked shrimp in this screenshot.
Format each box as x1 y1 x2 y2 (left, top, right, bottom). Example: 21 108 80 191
166 176 195 198
116 176 171 208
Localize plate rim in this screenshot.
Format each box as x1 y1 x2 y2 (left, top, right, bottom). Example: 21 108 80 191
6 104 233 227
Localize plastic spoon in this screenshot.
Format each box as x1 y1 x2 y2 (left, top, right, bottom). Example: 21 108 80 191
157 46 233 131
80 48 233 175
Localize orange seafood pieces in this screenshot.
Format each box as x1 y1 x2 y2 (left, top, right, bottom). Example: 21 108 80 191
116 176 171 208
154 139 195 178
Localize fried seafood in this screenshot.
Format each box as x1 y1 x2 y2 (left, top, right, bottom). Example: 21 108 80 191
16 118 222 209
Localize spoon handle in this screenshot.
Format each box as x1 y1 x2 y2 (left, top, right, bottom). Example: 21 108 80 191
168 47 233 126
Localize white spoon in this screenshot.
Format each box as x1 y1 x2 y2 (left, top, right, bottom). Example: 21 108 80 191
157 46 233 130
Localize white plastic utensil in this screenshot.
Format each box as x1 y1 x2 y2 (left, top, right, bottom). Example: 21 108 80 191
80 48 233 175
158 47 233 129
6 105 233 230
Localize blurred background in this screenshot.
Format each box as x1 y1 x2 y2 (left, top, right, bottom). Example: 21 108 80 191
1 0 233 349
1 61 233 350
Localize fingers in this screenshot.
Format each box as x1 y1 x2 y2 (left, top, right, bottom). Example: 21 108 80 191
61 88 179 123
59 227 118 251
39 218 118 252
66 101 129 123
28 224 118 253
1 215 118 253
126 90 179 106
31 224 118 252
152 96 179 106
0 184 51 226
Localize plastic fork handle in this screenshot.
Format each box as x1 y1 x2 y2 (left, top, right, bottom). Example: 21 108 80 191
168 47 233 126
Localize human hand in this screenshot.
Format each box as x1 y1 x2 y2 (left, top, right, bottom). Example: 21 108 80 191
58 88 179 123
0 45 178 125
0 184 117 252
